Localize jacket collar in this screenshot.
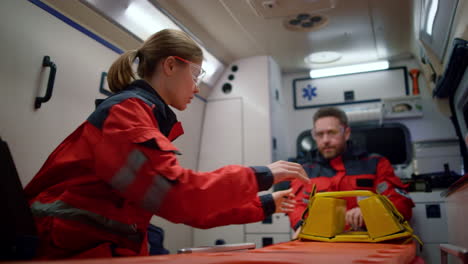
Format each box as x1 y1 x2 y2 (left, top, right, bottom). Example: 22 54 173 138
130 80 168 117
127 80 183 140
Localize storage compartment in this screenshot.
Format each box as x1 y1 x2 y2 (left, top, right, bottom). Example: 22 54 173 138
245 234 291 249
245 213 291 233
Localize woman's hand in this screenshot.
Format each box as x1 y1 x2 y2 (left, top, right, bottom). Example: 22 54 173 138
267 160 308 184
272 188 296 213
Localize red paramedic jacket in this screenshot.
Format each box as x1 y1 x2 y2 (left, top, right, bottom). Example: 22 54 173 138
288 146 414 230
24 80 275 259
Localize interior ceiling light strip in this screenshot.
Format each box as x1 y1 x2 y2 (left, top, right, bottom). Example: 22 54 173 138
309 60 389 78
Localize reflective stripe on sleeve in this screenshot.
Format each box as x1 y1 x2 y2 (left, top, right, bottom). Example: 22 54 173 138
111 149 148 192
377 181 389 194
142 175 172 212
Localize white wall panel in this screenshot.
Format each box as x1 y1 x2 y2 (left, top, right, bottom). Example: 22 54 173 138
198 98 243 170
208 56 272 166
269 57 289 162
172 99 206 170
0 0 117 186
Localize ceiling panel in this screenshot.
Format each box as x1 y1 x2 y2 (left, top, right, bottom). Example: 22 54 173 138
154 0 413 73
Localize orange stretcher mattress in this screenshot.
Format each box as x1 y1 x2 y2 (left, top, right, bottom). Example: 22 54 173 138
7 240 422 264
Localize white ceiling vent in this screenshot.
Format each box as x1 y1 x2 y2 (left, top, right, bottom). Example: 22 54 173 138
283 13 328 32
247 0 337 19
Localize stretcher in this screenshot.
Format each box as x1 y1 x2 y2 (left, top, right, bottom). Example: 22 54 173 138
5 240 421 264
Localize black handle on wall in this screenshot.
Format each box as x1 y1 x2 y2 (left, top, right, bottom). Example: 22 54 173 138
35 56 57 109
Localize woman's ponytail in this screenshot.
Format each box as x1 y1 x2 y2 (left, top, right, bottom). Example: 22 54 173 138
107 29 203 93
107 50 138 93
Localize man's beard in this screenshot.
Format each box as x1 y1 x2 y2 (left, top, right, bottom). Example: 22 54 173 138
320 144 345 159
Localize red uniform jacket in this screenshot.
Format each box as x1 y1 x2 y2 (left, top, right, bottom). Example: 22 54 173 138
288 147 414 230
24 80 274 259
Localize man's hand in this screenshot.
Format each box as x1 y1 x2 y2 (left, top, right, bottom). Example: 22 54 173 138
345 207 364 230
272 188 296 213
292 227 301 239
267 160 308 184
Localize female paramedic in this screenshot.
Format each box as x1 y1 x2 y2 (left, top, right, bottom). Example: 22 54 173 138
24 29 307 259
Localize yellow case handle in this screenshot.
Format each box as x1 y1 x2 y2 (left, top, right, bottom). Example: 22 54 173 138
315 190 375 198
298 188 423 245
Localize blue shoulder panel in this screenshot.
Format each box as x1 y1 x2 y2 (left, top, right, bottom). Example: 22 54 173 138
87 90 153 130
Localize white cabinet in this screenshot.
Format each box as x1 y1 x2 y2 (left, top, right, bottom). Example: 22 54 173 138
245 213 291 233
193 225 245 247
410 191 450 264
412 202 448 243
194 56 288 247
193 98 244 247
245 213 292 248
245 233 291 249
198 99 243 170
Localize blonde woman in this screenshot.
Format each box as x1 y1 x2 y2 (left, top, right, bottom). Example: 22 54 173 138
25 29 305 259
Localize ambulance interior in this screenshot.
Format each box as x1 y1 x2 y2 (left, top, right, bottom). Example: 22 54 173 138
1 0 467 263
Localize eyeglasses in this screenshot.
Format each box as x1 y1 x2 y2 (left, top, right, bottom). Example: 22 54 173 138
312 127 345 140
174 56 206 86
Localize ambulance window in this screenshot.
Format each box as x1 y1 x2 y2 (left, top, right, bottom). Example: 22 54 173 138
350 124 411 166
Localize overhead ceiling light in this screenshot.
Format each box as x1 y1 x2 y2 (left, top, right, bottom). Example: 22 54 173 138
309 60 389 78
81 0 224 86
305 51 341 64
122 1 177 39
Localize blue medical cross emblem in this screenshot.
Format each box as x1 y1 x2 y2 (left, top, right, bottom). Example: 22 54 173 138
302 84 317 101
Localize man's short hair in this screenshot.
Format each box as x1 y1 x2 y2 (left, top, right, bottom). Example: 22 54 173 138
313 107 348 127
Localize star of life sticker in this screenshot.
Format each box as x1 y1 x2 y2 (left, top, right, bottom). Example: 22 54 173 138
302 84 317 101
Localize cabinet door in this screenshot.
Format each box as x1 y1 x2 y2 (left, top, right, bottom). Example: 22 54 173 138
194 98 244 246
0 0 118 185
245 213 291 233
411 202 448 243
245 234 291 249
198 98 243 170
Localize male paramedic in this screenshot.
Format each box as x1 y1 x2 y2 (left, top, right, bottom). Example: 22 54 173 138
288 107 414 233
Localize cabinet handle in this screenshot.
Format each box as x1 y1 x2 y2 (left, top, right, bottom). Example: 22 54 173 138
99 72 112 96
35 56 57 109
